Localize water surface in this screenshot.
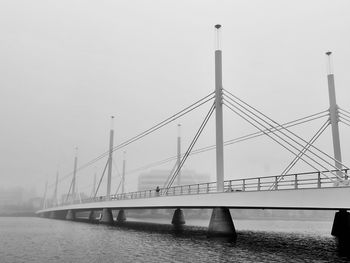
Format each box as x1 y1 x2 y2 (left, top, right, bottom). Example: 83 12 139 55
0 217 348 263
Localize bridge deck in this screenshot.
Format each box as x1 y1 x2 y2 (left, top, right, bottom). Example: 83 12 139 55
37 170 350 214
37 186 350 214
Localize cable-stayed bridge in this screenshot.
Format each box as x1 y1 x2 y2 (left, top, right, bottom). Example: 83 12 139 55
37 26 350 245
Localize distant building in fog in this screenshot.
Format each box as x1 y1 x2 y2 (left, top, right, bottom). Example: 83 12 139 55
138 169 210 191
0 187 36 207
0 188 23 206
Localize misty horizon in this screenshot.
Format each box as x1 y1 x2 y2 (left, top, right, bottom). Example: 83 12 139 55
1 0 350 202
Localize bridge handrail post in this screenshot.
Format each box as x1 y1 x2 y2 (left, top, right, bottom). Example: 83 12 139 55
257 178 261 191
242 179 246 191
180 186 183 195
345 169 348 180
197 184 200 194
188 185 191 194
229 180 232 191
317 172 321 188
274 176 278 190
294 174 298 189
207 183 209 193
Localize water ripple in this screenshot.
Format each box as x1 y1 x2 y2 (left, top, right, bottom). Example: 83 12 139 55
0 217 349 263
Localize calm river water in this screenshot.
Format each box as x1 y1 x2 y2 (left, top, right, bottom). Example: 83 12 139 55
0 217 349 262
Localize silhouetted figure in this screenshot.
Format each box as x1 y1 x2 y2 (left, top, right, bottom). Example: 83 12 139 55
156 186 160 196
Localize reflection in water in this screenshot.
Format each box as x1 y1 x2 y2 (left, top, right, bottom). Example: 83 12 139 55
0 217 349 263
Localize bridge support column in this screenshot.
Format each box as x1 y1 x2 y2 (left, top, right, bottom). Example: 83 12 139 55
50 210 66 220
332 210 350 237
41 212 49 218
66 210 75 221
100 208 114 224
208 207 236 240
117 209 126 223
172 208 185 227
88 210 98 223
49 211 55 219
331 210 350 255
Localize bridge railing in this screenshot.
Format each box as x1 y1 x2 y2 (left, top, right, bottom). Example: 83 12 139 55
62 169 349 206
224 169 349 192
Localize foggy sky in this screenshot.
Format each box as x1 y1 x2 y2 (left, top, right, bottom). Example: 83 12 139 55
1 0 350 198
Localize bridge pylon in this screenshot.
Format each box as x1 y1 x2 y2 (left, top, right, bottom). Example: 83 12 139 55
53 171 59 206
215 24 224 192
42 179 48 209
176 124 182 186
208 25 236 239
326 52 343 179
106 116 115 200
122 151 126 194
71 148 78 204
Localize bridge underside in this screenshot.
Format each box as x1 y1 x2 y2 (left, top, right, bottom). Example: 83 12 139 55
37 187 350 214
37 187 350 249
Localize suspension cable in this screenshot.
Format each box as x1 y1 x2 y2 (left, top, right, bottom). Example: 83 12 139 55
111 94 215 153
124 111 328 177
281 119 330 176
339 116 350 126
55 92 214 187
112 158 121 178
339 107 350 116
93 160 109 198
114 179 122 195
224 90 348 172
223 99 339 182
339 112 350 123
64 177 74 203
223 90 348 173
340 119 350 128
165 103 215 191
163 161 179 188
269 119 330 189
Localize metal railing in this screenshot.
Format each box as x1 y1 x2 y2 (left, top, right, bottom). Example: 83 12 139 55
59 169 349 206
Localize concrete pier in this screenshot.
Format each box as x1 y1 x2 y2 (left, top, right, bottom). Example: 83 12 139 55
208 207 236 240
50 210 66 220
332 210 350 237
66 210 75 221
171 208 185 226
88 210 98 223
100 208 114 224
41 212 49 218
49 211 55 219
331 210 350 255
117 209 126 223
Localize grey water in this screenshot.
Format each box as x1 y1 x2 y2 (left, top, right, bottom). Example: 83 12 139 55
0 217 349 263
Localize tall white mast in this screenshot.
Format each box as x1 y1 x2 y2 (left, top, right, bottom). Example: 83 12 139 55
326 51 343 178
106 116 115 200
215 24 224 192
176 124 182 186
71 147 78 203
122 151 126 194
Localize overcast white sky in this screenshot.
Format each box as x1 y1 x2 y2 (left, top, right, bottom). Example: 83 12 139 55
1 0 350 197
